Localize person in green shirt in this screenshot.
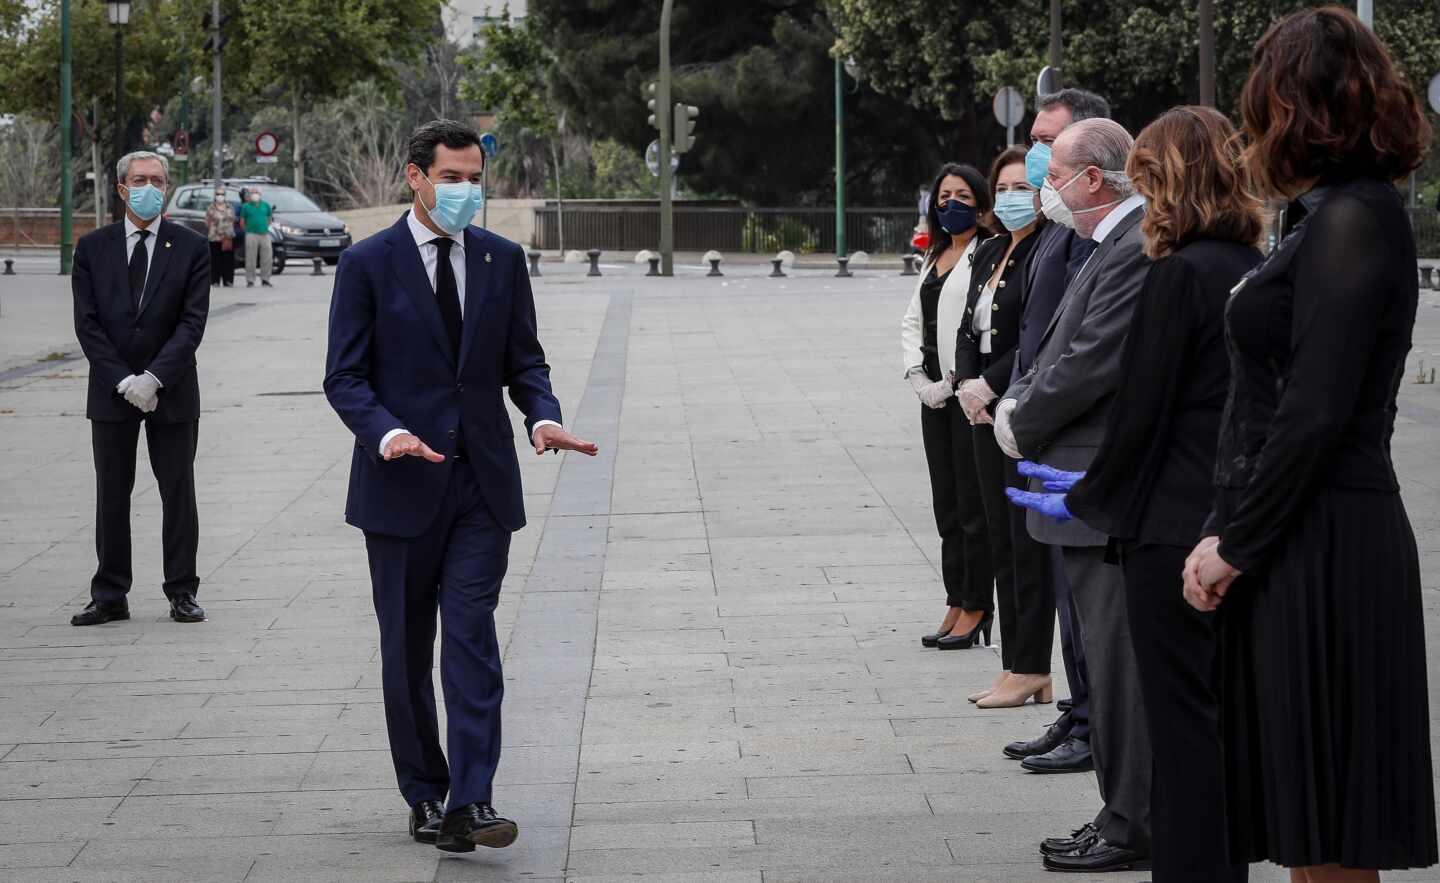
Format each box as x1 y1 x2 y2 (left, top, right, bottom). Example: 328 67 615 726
239 190 275 287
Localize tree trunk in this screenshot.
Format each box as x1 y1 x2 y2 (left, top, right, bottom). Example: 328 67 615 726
293 93 305 193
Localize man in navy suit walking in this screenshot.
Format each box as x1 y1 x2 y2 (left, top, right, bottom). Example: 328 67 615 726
324 120 596 852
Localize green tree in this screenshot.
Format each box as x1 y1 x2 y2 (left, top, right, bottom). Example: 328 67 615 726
228 0 444 194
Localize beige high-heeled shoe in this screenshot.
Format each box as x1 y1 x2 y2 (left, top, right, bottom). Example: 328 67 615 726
975 674 1053 708
968 670 1009 703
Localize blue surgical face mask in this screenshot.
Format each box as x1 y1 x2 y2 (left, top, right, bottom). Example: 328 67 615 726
1024 142 1052 189
994 190 1039 231
125 184 165 221
936 199 977 235
422 174 483 234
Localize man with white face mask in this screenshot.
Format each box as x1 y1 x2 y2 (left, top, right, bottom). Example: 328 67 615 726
324 120 598 854
995 117 1154 874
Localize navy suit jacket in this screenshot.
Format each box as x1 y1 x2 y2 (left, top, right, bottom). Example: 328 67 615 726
72 219 210 423
323 214 562 537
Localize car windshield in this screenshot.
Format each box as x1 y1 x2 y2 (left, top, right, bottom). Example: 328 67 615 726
235 188 321 212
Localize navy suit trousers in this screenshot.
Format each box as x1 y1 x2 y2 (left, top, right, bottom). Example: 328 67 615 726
364 463 509 811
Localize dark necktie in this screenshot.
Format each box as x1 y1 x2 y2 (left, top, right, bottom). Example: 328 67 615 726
129 229 150 310
432 238 462 358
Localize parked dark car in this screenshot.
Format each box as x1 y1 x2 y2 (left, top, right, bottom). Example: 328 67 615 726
164 177 352 274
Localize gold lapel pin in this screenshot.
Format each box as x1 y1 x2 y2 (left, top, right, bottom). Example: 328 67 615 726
485 252 492 263
165 241 172 248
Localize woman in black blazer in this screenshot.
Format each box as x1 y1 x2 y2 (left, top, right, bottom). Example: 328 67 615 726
1050 107 1263 882
952 146 1050 707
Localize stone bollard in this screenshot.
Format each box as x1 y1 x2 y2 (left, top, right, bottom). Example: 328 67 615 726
901 254 918 276
527 249 542 276
646 257 661 276
835 256 852 278
704 250 724 277
769 258 787 278
586 249 602 277
2 258 12 275
311 258 324 276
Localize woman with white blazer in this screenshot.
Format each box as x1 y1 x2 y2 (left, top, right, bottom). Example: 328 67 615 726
901 162 996 651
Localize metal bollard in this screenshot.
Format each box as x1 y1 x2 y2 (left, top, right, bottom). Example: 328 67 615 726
901 254 918 276
646 257 661 276
586 249 602 277
707 258 723 277
769 258 786 278
311 258 324 276
835 256 852 278
527 249 542 276
2 258 12 275
1431 267 1440 290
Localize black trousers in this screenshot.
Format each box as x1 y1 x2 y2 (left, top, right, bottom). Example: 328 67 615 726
1120 543 1247 883
972 425 1054 673
919 404 992 611
209 241 235 285
90 419 200 602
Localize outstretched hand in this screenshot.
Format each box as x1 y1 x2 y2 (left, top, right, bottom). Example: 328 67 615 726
533 423 599 457
1017 460 1086 492
1005 488 1073 522
383 432 445 462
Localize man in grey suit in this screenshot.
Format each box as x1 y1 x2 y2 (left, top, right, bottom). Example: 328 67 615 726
994 118 1153 874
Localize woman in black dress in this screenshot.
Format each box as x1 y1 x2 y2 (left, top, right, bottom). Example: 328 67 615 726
1057 106 1262 882
1182 8 1437 881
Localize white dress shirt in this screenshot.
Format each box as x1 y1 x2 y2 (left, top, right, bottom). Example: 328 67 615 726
381 210 559 455
973 279 997 355
121 215 163 388
123 215 160 303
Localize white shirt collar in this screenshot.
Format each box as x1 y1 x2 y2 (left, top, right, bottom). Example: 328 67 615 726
123 214 160 239
406 209 464 252
1088 194 1146 243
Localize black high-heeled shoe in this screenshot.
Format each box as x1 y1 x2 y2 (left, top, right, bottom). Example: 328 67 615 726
937 611 994 650
921 624 955 647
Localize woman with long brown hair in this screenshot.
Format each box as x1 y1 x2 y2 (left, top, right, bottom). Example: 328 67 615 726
1018 104 1264 880
1181 7 1437 881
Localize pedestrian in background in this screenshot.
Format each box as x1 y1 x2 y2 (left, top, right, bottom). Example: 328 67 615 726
953 145 1049 708
1184 8 1436 880
205 186 236 287
901 162 996 652
239 187 274 288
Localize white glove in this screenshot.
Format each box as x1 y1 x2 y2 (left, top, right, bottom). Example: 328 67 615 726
957 377 997 425
121 372 160 413
907 371 949 409
994 398 1021 459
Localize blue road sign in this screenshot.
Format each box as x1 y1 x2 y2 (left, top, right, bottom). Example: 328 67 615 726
479 133 499 158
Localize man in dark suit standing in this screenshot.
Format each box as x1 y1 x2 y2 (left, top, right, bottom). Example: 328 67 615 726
70 151 210 627
324 120 596 852
995 118 1153 874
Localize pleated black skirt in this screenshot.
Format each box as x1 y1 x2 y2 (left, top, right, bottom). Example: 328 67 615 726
1220 487 1438 870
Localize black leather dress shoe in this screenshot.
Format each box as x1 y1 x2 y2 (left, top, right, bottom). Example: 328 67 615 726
169 595 205 623
1042 837 1150 872
1004 715 1074 759
1057 698 1073 713
1021 736 1093 773
70 600 129 627
435 803 518 852
1041 822 1098 856
409 800 444 844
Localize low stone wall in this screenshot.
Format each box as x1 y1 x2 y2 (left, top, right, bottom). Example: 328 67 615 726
333 199 544 247
0 210 101 247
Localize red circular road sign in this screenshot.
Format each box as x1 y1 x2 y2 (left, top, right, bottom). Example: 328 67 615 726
255 131 279 156
174 130 190 155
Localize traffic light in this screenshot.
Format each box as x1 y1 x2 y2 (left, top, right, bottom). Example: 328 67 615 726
673 104 699 153
202 12 232 52
645 83 660 131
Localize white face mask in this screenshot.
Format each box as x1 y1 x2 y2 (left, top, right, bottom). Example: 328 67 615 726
1040 166 1124 234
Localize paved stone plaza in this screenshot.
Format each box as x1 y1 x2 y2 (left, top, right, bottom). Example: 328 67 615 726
2 253 1439 882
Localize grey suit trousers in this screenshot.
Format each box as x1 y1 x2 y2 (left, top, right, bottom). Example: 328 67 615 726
1061 546 1152 852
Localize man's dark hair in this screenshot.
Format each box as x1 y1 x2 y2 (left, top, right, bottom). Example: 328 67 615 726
1037 88 1111 123
407 119 483 173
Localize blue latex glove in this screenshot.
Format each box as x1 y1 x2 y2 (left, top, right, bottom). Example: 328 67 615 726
1005 487 1074 522
1017 460 1086 492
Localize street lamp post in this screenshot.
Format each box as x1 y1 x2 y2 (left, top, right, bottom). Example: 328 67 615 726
1198 0 1215 106
59 0 73 273
107 1 131 223
834 56 846 260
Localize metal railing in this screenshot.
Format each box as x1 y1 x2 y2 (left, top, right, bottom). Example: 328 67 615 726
1410 208 1439 260
532 203 918 254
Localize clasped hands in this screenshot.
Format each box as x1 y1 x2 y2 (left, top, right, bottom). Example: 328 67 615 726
1182 537 1241 612
382 424 599 462
116 373 160 413
1004 461 1084 522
